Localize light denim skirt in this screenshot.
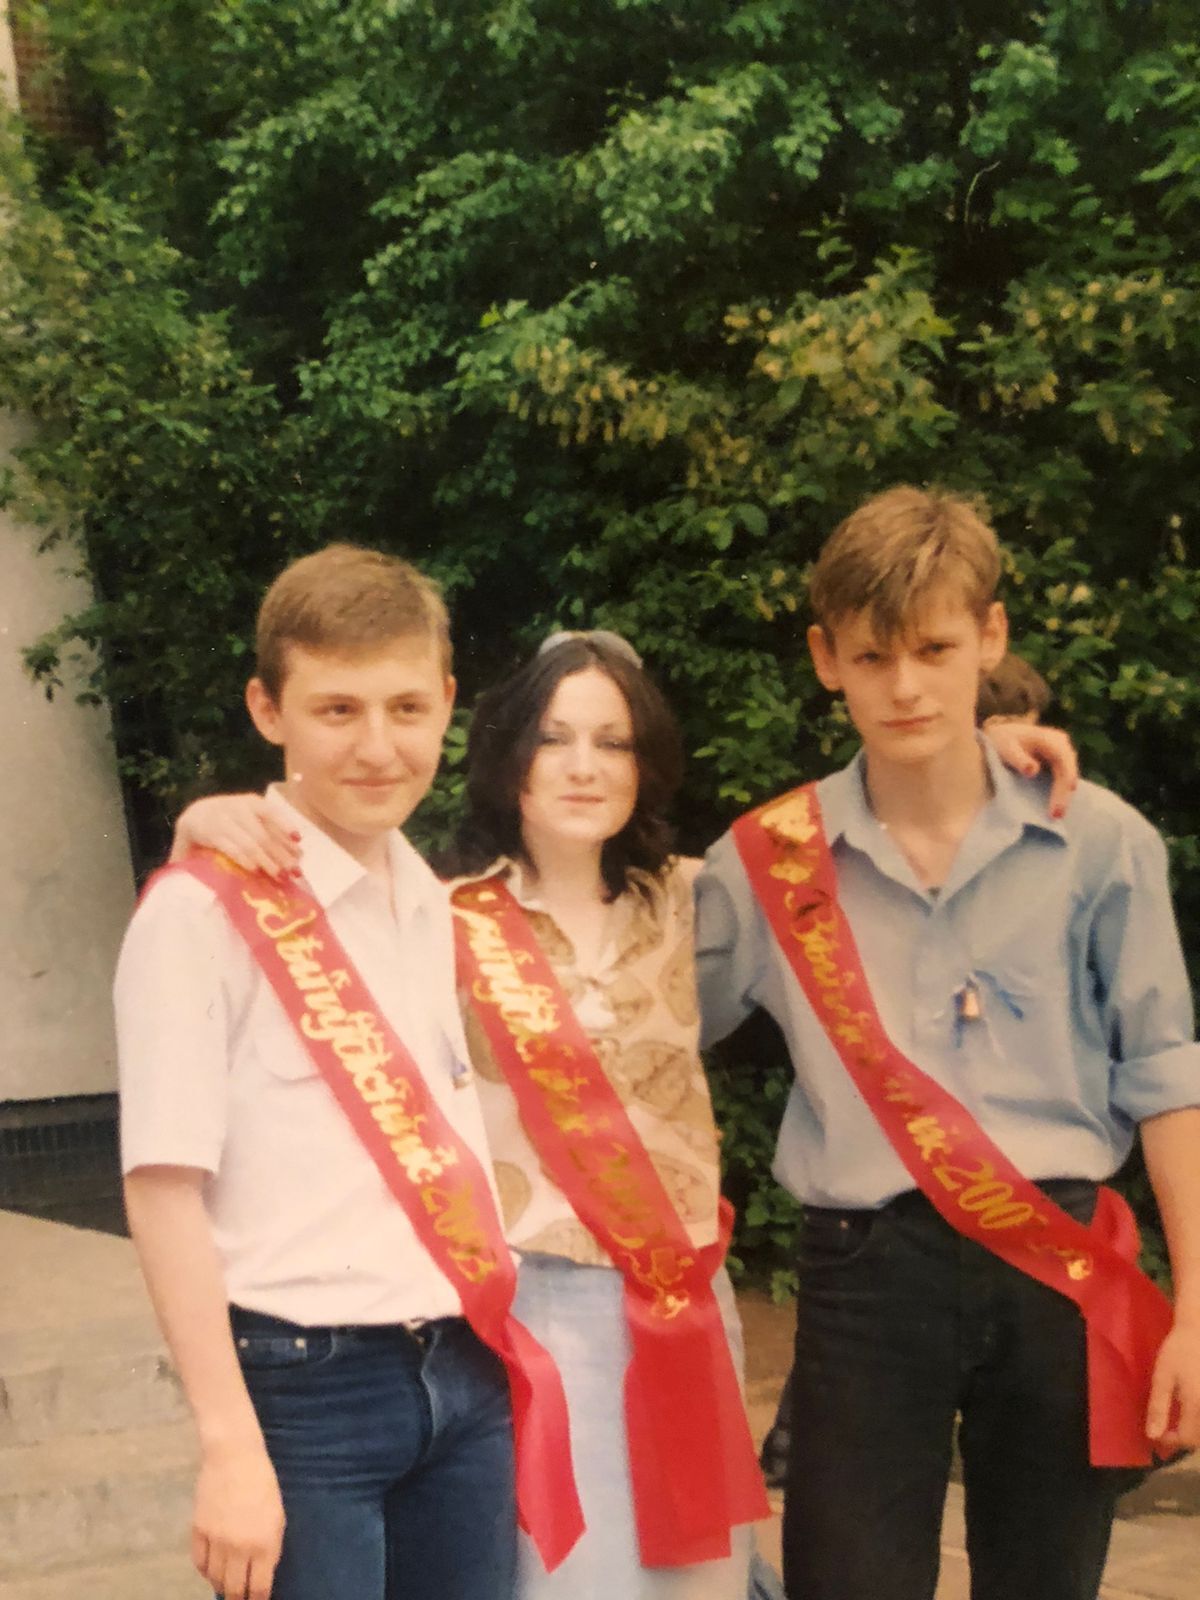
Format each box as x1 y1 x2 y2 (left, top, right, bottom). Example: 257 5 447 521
513 1254 757 1600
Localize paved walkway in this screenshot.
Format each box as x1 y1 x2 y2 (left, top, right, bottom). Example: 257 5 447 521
4 1210 1196 1597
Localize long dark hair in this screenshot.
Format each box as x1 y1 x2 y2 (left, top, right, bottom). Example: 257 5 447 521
446 634 684 899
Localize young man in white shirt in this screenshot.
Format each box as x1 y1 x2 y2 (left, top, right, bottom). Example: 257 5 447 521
117 545 546 1600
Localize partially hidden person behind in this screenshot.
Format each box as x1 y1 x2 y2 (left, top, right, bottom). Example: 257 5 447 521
695 484 1200 1600
117 545 583 1600
977 648 1052 726
171 627 780 1600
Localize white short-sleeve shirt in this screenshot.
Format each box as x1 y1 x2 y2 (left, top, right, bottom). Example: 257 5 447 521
116 789 495 1326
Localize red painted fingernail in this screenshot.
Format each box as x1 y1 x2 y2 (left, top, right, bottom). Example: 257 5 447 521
290 831 302 841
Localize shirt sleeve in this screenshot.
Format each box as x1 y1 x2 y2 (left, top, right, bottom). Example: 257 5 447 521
693 830 766 1049
114 873 236 1175
1091 815 1200 1123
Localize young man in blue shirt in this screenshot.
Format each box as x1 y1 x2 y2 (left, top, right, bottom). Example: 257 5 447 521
695 485 1200 1600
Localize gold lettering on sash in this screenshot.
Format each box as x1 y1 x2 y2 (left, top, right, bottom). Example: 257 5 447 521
527 1064 612 1138
228 882 496 1281
753 799 1062 1244
419 1181 497 1282
625 1244 693 1320
455 902 562 1057
587 1146 662 1244
1028 1237 1095 1280
454 883 695 1319
907 1115 954 1164
738 791 1179 1473
759 792 818 843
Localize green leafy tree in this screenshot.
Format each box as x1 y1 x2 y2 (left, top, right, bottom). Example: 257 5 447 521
3 0 1197 1278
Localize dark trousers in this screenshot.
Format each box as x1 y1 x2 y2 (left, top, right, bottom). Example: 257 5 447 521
782 1182 1123 1600
231 1305 516 1600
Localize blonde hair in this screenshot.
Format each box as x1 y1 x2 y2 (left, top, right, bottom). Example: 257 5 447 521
255 543 451 700
809 485 1001 638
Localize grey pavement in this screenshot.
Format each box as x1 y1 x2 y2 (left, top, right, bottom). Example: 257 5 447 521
3 1210 1196 1597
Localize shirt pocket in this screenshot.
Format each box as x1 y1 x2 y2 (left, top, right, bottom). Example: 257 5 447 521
249 996 325 1082
948 902 1083 1062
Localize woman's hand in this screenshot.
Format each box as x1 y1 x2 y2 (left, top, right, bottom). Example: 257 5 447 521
170 793 302 879
982 720 1079 819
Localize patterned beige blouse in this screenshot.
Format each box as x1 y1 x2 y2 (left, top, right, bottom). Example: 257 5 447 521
453 857 723 1267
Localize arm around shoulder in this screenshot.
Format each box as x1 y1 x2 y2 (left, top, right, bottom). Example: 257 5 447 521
693 832 765 1050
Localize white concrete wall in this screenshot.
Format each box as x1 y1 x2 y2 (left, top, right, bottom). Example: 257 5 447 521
1 16 136 1100
0 4 13 102
0 416 136 1100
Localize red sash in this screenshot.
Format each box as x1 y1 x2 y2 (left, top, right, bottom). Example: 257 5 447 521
733 785 1176 1468
166 853 584 1570
452 876 770 1567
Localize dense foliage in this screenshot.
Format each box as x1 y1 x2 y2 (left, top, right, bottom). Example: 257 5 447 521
3 0 1197 1282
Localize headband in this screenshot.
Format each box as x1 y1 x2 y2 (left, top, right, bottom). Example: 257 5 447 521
537 628 643 668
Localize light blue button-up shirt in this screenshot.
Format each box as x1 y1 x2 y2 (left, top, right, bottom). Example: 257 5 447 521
695 744 1200 1209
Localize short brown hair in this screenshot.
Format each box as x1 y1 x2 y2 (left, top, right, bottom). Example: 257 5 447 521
976 651 1051 722
255 543 451 699
809 485 1001 638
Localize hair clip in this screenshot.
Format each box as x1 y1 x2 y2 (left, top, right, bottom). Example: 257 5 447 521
537 628 643 667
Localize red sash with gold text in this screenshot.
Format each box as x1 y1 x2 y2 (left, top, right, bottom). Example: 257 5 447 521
733 785 1175 1468
166 853 584 1570
452 876 770 1567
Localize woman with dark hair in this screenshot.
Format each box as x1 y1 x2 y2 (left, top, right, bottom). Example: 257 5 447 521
170 629 777 1600
449 629 683 890
444 629 769 1597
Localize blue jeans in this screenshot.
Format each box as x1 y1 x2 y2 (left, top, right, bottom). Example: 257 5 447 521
231 1306 516 1600
782 1182 1123 1600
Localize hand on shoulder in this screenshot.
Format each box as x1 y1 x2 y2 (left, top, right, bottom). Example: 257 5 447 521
983 719 1079 819
172 793 301 879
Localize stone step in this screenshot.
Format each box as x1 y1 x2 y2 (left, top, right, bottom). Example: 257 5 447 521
0 1549 208 1600
0 1420 196 1578
0 1317 186 1446
0 1214 154 1342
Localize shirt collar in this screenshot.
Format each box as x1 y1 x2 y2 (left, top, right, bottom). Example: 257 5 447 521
817 738 1066 898
452 853 660 909
264 786 442 933
451 853 526 897
816 751 876 854
449 853 658 968
979 739 1068 843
